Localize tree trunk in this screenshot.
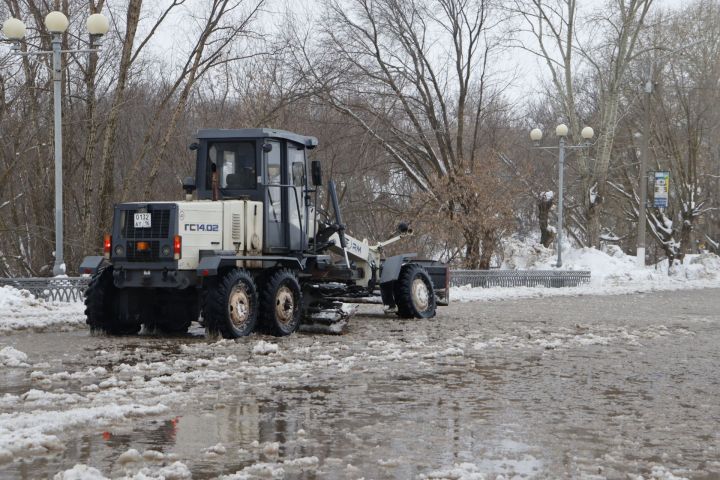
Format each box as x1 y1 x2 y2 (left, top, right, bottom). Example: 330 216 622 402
97 0 143 235
587 202 601 248
538 193 555 248
678 214 694 262
80 1 104 254
463 229 481 269
478 230 496 270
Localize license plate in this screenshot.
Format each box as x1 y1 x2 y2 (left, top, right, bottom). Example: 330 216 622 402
134 213 151 228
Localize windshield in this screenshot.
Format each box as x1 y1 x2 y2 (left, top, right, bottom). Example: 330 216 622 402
207 141 256 190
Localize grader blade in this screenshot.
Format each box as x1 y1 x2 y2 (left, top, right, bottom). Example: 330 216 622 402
300 302 358 334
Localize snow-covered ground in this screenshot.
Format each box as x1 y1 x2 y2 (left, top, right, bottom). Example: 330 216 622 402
453 240 720 302
0 286 85 334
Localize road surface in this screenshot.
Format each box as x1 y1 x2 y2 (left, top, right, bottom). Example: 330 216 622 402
0 288 718 479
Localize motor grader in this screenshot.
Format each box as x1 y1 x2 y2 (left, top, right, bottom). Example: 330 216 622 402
80 129 448 338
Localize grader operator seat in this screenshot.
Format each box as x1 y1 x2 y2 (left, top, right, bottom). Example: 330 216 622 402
191 128 319 255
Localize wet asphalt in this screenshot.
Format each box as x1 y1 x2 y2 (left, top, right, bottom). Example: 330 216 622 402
0 288 719 479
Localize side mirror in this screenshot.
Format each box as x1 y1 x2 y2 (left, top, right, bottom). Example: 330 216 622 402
182 176 196 195
311 160 322 186
262 143 273 153
188 142 199 151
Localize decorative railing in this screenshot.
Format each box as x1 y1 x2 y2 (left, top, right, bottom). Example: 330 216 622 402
0 277 90 303
450 270 591 288
0 269 590 303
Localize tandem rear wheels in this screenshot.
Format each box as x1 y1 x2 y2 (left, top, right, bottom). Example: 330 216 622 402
202 268 302 339
84 266 141 335
85 267 200 336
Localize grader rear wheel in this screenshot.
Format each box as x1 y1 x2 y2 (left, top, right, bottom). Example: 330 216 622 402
259 269 302 337
84 266 141 335
202 269 258 339
154 288 200 335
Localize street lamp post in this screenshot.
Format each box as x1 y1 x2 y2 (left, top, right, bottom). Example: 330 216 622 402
3 11 109 276
531 124 594 268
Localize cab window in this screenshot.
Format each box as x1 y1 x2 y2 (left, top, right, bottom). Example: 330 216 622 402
207 141 256 190
289 144 305 187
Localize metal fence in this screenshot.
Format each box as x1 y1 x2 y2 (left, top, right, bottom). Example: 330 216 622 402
450 270 591 288
0 277 90 302
0 269 590 303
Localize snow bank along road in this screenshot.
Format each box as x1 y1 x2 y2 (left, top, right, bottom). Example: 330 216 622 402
0 289 719 479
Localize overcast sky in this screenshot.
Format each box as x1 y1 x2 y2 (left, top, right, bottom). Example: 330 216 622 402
138 0 692 117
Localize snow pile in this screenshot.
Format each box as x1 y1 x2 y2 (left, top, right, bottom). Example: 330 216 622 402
252 340 279 355
501 239 554 270
631 465 690 480
0 403 169 460
0 346 29 367
203 443 227 456
54 461 192 480
219 456 319 479
54 464 108 480
453 238 720 302
419 463 489 480
669 253 720 280
0 286 85 334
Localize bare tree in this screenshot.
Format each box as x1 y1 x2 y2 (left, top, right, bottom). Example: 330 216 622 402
97 0 184 236
610 0 720 263
517 0 653 248
290 0 515 267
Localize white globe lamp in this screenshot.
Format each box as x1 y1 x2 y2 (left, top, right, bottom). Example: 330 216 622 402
45 11 69 33
86 13 109 35
2 18 26 40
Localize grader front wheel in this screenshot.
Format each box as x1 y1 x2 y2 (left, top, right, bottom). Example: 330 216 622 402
393 264 437 319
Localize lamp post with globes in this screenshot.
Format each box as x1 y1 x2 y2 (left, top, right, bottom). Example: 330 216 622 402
2 11 110 276
531 124 595 268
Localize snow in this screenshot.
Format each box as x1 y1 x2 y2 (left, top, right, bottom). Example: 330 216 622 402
204 443 227 456
453 239 720 303
630 465 690 480
0 240 716 478
420 463 489 479
0 346 29 367
219 456 320 479
0 286 85 334
54 461 192 480
252 340 279 355
118 448 144 464
0 403 169 460
54 464 108 480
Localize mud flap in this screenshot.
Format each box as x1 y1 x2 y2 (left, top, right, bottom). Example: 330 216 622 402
79 256 106 275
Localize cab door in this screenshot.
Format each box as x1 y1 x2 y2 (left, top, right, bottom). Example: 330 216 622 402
264 140 285 252
287 142 306 252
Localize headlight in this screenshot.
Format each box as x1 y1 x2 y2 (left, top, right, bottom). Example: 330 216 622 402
114 245 124 256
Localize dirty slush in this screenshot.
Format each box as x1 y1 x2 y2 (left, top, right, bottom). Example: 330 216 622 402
1 289 719 479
